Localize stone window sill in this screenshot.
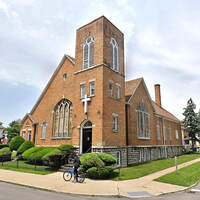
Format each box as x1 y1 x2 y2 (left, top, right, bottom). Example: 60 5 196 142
51 137 71 140
40 138 46 140
113 130 118 133
138 137 150 140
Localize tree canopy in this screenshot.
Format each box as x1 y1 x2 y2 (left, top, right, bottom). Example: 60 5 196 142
183 98 200 151
4 120 21 142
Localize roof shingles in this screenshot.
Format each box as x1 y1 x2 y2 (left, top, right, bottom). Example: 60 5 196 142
125 78 180 122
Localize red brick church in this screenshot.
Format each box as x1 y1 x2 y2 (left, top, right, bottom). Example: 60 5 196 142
20 16 183 167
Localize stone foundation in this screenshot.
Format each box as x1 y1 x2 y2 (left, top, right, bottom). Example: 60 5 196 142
92 145 183 167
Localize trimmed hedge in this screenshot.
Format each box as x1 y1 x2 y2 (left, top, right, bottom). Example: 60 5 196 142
58 144 75 154
42 149 63 168
0 144 9 149
80 153 104 172
97 153 117 165
22 146 44 160
0 147 11 156
17 141 34 155
9 136 25 151
23 147 55 164
0 147 11 161
86 166 116 179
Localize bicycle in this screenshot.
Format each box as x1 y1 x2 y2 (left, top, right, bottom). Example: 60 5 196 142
63 167 85 183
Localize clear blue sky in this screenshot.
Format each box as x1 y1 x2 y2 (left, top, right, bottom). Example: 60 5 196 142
0 0 200 126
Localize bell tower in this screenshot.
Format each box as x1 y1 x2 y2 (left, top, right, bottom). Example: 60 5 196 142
74 16 126 148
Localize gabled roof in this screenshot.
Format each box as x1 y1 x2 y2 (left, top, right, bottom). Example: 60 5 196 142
21 113 37 125
30 54 75 115
125 77 180 122
152 101 180 122
125 78 143 97
125 78 155 112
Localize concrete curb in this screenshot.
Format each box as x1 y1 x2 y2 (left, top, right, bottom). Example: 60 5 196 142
0 180 124 199
0 178 194 199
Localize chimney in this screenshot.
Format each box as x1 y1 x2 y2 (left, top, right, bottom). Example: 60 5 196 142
155 84 161 107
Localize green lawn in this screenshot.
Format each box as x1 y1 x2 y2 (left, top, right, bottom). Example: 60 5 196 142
155 161 200 187
112 153 200 181
0 161 55 175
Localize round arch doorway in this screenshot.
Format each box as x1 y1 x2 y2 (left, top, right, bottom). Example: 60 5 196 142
80 120 92 154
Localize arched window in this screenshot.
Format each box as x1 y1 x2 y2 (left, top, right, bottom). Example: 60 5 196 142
52 99 72 138
110 38 119 72
83 36 94 69
136 102 150 139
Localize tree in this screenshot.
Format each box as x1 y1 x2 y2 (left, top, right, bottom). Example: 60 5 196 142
4 120 21 142
183 98 199 152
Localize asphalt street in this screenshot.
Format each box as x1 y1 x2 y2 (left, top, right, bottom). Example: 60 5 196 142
1 181 200 200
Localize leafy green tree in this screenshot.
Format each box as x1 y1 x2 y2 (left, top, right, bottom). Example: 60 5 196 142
183 98 199 152
4 120 21 142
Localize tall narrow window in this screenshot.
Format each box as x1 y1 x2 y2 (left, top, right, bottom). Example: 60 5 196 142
169 127 172 141
89 81 95 96
156 123 160 140
116 84 120 99
176 130 179 139
109 81 113 97
80 84 85 99
110 38 119 71
136 102 150 139
112 114 118 132
83 36 94 69
52 99 72 138
28 130 31 141
22 131 26 139
163 125 166 141
41 122 47 139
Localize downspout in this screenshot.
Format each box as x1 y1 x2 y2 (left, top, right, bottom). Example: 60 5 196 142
162 118 167 158
125 103 129 166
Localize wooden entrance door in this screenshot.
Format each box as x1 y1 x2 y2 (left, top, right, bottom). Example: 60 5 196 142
82 128 92 153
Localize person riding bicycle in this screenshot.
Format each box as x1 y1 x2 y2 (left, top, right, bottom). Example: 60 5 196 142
73 154 81 183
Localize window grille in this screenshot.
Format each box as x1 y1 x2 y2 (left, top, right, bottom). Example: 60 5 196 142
83 37 94 69
136 102 150 139
110 38 119 72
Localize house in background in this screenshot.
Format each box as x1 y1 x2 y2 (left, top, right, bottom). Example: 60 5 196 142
20 16 183 167
0 122 5 140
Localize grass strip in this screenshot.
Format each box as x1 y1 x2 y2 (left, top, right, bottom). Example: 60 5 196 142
0 161 55 175
155 161 200 187
112 153 200 181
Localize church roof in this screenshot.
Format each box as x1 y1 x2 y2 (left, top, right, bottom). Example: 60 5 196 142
125 78 143 97
125 78 180 122
21 113 37 125
152 101 180 122
30 54 75 115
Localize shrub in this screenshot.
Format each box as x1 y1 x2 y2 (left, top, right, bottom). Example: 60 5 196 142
9 136 25 151
42 149 63 168
86 166 116 179
0 147 11 161
11 151 17 160
80 153 104 172
17 141 34 155
22 147 44 160
24 147 55 164
58 144 75 154
184 148 193 154
0 144 9 149
0 147 11 156
97 153 117 165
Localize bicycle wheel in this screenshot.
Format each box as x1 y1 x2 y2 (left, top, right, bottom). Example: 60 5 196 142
63 171 72 181
77 173 85 183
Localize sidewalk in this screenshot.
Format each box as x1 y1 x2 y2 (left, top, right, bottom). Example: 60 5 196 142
1 158 200 198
